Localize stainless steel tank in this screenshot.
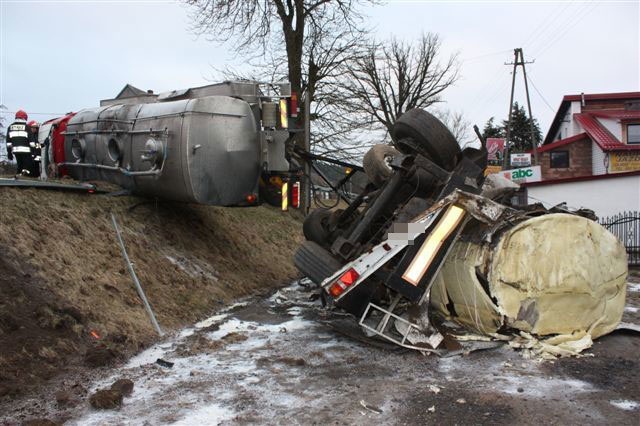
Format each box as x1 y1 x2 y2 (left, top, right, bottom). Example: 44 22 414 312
63 95 278 205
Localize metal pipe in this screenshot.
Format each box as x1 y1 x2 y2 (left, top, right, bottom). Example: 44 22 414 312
133 110 246 122
66 119 135 126
296 147 364 172
62 128 168 136
111 213 164 336
58 162 161 176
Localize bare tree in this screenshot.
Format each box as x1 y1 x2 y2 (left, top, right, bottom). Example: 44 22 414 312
184 1 373 107
185 1 376 159
432 109 476 148
338 33 460 138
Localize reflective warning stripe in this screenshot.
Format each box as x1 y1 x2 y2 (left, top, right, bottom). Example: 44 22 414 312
8 130 28 138
12 146 31 153
6 142 12 147
401 205 466 286
281 182 288 211
34 156 41 162
279 99 288 129
29 142 36 147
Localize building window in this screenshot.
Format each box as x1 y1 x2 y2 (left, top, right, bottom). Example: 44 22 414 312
550 151 570 168
628 124 640 144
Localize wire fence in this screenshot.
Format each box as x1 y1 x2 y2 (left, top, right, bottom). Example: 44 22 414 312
600 211 640 266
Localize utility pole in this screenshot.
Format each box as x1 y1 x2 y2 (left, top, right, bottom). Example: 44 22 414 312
502 48 539 169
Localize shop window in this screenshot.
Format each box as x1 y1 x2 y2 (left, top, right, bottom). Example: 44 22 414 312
550 151 569 168
628 124 640 144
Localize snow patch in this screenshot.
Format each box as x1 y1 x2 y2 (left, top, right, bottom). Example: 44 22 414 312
609 399 639 410
172 403 234 425
165 255 219 281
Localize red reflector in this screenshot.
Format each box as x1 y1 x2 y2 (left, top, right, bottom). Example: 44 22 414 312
246 194 257 204
339 268 359 286
292 181 300 208
328 268 360 298
329 282 346 297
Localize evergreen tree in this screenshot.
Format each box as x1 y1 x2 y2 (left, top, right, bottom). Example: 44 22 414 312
482 117 504 139
501 102 541 153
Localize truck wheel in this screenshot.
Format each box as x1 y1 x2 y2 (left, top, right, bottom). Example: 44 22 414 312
303 208 332 245
363 144 400 187
391 109 460 171
294 241 343 285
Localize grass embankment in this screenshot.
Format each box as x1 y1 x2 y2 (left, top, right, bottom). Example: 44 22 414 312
0 184 303 398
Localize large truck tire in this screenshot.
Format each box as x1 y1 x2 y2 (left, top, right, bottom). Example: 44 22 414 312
363 144 400 187
294 241 343 285
391 108 461 171
303 208 332 246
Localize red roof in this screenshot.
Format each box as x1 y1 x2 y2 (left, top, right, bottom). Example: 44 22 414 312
537 132 590 153
589 110 640 120
574 113 640 152
562 92 640 102
543 91 640 146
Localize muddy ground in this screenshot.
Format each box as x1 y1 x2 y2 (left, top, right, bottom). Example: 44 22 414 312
3 274 638 425
0 179 303 401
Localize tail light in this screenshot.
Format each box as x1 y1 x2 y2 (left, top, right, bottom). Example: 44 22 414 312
328 268 360 298
246 193 257 204
292 181 300 208
290 92 298 118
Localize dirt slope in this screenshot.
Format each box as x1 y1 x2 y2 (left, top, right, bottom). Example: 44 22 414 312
0 183 303 399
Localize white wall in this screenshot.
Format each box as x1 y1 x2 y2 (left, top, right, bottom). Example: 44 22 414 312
597 117 622 140
527 174 640 218
592 142 607 175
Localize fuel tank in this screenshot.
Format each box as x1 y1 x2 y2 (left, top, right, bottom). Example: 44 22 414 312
63 96 263 205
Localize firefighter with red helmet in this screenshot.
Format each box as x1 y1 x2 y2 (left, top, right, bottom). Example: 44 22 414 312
6 110 35 176
28 120 41 176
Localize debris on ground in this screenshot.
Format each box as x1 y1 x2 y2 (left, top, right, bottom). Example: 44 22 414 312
89 389 123 410
110 379 134 397
155 359 174 369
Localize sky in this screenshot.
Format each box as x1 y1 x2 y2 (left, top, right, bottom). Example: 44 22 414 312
1 0 638 140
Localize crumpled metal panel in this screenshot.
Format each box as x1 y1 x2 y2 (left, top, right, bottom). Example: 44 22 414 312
431 213 627 341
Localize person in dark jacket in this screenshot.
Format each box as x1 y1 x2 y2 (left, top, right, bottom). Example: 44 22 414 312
6 109 35 177
28 120 41 176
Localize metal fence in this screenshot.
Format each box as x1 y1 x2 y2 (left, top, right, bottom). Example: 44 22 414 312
600 211 640 265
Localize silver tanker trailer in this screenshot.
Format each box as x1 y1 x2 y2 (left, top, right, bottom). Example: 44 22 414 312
60 81 292 206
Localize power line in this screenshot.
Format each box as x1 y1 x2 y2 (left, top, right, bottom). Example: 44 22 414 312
521 0 575 51
526 74 555 113
525 1 590 57
534 1 600 58
460 49 512 63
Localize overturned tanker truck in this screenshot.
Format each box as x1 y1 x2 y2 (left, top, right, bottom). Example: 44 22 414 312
57 81 293 206
294 108 628 358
